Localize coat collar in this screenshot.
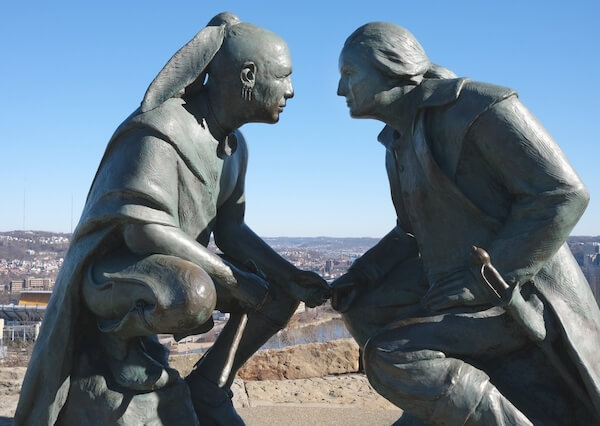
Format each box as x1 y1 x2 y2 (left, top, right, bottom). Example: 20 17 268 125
378 78 468 148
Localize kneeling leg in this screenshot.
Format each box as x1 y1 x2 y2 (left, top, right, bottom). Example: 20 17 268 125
363 310 532 425
82 249 217 390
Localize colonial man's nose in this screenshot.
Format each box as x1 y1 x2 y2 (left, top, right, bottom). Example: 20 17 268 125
284 78 294 99
337 77 348 97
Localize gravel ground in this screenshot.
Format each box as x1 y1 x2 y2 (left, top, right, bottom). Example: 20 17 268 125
0 369 401 424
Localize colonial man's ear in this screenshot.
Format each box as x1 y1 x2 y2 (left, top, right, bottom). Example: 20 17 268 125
240 61 256 101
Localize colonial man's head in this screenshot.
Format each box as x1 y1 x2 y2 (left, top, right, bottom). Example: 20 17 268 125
337 22 455 121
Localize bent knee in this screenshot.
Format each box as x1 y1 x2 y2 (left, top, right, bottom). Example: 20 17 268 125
149 255 216 330
363 332 387 377
83 252 216 334
363 331 414 396
363 329 447 385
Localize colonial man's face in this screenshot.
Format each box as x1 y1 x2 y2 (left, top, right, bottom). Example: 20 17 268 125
252 40 294 123
337 46 391 119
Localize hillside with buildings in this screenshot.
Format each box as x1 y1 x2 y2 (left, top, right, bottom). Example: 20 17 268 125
0 231 69 302
0 231 378 304
1 230 599 306
567 236 600 300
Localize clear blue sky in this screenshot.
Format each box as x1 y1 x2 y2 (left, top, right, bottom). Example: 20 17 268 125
1 1 599 237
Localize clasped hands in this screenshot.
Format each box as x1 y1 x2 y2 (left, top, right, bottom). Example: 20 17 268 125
330 269 367 313
232 261 332 310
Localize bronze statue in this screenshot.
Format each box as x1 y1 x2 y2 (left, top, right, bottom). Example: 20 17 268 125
332 22 600 425
15 12 329 425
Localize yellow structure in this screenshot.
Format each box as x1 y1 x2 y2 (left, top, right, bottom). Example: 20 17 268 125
18 291 52 306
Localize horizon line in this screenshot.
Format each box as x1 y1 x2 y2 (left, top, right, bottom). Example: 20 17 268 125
1 229 600 239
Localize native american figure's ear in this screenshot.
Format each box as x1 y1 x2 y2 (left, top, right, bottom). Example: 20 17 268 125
141 24 226 112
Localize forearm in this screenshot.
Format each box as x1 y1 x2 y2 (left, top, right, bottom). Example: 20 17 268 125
123 222 239 289
215 223 298 285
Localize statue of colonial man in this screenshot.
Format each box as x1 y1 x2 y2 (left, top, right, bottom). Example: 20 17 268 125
333 21 600 425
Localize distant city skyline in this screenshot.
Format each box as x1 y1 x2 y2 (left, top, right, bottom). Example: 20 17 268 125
2 2 599 237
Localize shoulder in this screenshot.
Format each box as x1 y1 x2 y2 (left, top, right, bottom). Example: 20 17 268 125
437 80 517 124
427 80 518 137
424 80 518 177
101 125 180 175
459 80 517 102
103 99 191 162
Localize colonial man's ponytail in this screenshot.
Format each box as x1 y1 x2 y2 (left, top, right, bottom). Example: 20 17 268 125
344 22 456 82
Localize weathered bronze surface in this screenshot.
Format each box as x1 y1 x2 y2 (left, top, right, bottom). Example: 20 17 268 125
333 21 600 425
15 12 329 425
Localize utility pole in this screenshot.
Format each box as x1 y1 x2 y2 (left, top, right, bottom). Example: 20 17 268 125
71 194 74 234
23 186 26 231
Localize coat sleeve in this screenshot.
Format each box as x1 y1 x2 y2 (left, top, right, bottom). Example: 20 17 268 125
466 96 589 285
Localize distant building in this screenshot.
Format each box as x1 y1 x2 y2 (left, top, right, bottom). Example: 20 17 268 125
26 277 54 291
7 277 55 294
9 280 24 293
569 241 599 264
582 253 600 302
567 241 600 306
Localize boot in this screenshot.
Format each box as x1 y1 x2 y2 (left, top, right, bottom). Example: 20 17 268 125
185 371 244 426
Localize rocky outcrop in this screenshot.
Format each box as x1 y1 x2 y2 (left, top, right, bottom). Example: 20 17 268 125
236 338 360 381
168 338 361 381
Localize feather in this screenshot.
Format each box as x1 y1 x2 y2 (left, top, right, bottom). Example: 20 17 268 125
141 24 225 112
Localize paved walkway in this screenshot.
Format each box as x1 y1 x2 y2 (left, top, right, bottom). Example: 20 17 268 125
239 406 400 425
1 407 401 426
235 374 402 425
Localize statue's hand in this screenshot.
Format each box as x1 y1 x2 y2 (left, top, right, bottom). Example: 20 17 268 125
422 268 489 312
288 270 331 308
330 271 364 313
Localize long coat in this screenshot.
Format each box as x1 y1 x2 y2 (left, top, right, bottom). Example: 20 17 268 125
378 77 600 417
